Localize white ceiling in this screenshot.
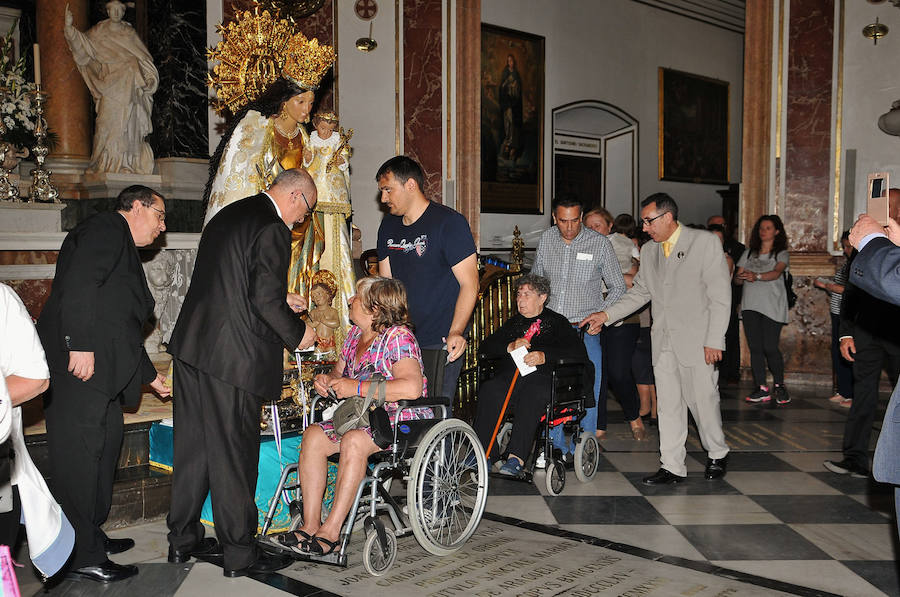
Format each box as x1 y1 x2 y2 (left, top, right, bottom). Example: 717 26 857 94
632 0 746 34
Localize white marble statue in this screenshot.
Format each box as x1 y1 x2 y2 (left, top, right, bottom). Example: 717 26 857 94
63 1 158 174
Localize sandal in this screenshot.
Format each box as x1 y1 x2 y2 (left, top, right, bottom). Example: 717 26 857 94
276 529 311 547
299 535 340 556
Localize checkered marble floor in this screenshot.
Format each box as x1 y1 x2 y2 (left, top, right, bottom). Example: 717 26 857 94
14 382 900 596
482 382 900 597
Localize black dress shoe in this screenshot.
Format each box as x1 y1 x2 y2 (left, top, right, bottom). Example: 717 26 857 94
68 560 138 583
104 537 135 555
168 537 223 564
223 551 293 578
642 468 686 485
705 455 729 480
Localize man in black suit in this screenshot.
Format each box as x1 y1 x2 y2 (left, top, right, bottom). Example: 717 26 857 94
166 168 317 577
37 185 171 583
823 256 900 478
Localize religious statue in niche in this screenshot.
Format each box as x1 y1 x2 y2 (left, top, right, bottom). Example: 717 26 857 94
204 7 353 346
64 1 159 174
307 269 340 358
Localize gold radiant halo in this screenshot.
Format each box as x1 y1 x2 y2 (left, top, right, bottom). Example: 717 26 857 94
207 7 295 115
262 0 327 20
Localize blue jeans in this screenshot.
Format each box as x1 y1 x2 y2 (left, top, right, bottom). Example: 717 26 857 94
550 326 602 453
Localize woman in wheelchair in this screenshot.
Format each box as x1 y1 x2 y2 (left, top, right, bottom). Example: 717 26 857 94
473 274 589 476
277 277 431 555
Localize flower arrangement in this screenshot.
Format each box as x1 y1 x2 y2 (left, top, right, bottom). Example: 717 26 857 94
0 22 51 151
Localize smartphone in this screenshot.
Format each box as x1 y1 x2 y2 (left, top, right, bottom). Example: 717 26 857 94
867 172 893 226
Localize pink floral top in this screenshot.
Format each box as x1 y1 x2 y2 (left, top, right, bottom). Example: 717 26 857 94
339 324 431 422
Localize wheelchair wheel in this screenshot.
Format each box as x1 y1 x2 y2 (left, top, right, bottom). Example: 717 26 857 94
407 419 488 556
496 422 512 456
545 458 566 496
574 434 600 483
363 527 397 576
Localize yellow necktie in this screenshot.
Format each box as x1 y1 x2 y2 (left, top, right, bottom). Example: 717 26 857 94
662 241 672 258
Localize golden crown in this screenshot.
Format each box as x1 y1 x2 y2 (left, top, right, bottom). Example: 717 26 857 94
310 269 338 298
313 110 338 123
281 32 335 92
207 6 334 115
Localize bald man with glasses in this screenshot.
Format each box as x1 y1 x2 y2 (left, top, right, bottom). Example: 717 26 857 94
166 168 317 577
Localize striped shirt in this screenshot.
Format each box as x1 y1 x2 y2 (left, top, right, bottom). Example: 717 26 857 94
532 226 626 322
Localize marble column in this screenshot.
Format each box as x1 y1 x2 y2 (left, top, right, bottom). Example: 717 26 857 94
740 0 773 242
403 0 443 202
35 0 91 162
456 0 481 246
741 0 838 383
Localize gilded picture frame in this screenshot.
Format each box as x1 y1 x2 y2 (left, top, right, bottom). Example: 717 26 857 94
481 24 545 214
658 67 729 185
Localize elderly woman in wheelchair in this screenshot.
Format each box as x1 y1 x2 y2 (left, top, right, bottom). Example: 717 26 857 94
275 276 432 556
474 274 592 479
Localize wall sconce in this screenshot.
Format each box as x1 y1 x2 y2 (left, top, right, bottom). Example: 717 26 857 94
355 0 378 52
863 17 889 44
879 100 900 135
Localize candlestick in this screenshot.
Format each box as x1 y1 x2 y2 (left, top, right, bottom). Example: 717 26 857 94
33 44 40 87
26 88 58 203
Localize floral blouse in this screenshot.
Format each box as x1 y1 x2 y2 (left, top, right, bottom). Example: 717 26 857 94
338 324 431 422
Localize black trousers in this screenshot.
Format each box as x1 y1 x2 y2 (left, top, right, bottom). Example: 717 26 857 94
44 373 123 568
473 370 552 461
741 310 785 386
843 326 900 468
598 323 642 428
166 359 263 571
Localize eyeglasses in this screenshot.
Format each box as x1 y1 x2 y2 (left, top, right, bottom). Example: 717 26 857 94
300 192 312 213
641 212 667 227
149 205 166 222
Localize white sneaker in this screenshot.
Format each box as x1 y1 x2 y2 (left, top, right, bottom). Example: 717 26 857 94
534 451 546 469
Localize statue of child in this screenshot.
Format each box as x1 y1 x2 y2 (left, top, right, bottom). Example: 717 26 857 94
308 270 340 357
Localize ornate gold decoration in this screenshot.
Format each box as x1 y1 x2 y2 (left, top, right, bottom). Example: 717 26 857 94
281 32 335 91
262 0 327 20
326 127 354 172
207 4 335 115
310 269 338 297
207 6 294 115
314 110 338 122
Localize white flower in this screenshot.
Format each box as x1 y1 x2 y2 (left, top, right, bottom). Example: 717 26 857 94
3 116 14 129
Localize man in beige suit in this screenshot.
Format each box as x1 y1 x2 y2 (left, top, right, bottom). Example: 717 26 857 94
581 193 731 484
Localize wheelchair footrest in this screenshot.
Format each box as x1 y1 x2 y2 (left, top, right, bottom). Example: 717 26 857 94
488 470 533 483
258 537 347 567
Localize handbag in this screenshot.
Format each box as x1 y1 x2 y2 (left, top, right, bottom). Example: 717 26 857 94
332 376 388 437
783 268 797 309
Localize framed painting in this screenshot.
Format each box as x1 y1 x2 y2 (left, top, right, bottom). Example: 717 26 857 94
658 67 729 184
481 24 544 214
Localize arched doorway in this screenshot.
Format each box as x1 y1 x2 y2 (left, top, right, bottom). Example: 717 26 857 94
552 101 639 217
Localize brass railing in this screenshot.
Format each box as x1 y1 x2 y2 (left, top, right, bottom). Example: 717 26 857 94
454 267 522 422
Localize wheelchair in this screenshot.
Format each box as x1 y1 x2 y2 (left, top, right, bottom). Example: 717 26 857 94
478 354 600 495
258 349 489 576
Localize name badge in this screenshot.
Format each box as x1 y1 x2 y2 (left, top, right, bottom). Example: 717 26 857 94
576 252 593 261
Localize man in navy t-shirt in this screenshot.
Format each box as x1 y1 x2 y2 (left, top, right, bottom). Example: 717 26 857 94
376 156 478 398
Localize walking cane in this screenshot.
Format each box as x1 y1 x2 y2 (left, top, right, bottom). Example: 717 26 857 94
486 369 519 459
485 319 541 459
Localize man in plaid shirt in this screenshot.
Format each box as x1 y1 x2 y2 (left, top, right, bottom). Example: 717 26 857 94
532 195 626 455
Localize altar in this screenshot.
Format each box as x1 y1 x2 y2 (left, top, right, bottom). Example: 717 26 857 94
149 422 337 534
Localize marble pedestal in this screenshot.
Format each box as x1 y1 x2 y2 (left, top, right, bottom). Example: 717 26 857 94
83 171 164 200
0 202 65 232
